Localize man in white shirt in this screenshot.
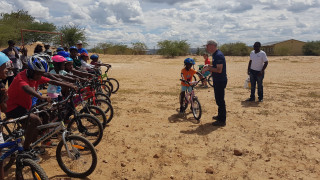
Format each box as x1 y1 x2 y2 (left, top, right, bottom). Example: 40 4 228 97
246 42 268 102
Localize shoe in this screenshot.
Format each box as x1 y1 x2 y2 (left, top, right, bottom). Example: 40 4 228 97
212 121 226 126
24 150 40 162
246 98 255 102
212 115 220 121
41 140 57 148
258 99 263 102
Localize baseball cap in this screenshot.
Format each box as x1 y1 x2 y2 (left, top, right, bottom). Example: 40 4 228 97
76 40 83 45
206 40 218 46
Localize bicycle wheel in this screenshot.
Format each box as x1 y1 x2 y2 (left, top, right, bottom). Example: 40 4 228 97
108 78 119 93
94 99 114 124
207 76 214 87
100 82 112 97
67 114 103 146
56 135 97 178
95 92 111 104
192 98 202 120
16 158 49 180
80 105 107 129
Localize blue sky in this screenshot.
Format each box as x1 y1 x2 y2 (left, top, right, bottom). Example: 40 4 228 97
1 0 319 48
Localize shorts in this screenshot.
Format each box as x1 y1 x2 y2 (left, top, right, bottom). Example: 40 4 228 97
181 85 192 92
203 71 211 77
6 106 28 119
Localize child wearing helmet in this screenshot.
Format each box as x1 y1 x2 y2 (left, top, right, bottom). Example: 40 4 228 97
64 56 95 79
179 58 204 113
90 54 111 69
0 52 10 179
5 55 77 152
80 52 95 72
69 46 82 69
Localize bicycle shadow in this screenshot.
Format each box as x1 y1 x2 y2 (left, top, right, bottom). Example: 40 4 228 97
180 122 223 136
168 109 200 124
50 174 91 180
241 100 260 107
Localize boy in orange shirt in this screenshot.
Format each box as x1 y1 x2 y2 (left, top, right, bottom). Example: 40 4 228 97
180 58 203 113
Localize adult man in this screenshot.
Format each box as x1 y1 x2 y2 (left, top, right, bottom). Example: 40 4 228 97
1 40 20 76
43 43 52 56
246 42 268 102
202 40 227 126
76 40 88 55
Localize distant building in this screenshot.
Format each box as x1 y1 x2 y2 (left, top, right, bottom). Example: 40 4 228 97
261 39 306 56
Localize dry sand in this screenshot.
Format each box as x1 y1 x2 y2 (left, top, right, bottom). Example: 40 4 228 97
4 55 320 179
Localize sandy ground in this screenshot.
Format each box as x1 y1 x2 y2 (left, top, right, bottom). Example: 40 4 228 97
4 55 320 179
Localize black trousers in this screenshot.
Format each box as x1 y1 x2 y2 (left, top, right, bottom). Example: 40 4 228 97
213 80 227 122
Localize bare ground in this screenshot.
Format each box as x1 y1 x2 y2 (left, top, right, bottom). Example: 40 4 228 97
4 55 320 179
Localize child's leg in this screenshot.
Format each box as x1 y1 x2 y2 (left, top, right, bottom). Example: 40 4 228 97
180 91 185 108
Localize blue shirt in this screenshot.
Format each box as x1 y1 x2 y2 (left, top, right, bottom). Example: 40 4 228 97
211 49 227 82
78 48 88 54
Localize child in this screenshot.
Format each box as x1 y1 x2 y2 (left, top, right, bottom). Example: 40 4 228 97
80 52 95 73
0 52 9 180
199 53 211 88
90 54 111 68
179 58 203 113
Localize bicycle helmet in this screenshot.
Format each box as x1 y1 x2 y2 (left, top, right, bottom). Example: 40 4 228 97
65 57 73 63
90 54 99 60
184 58 195 65
0 52 9 66
57 51 70 58
57 47 64 52
34 53 53 63
69 46 77 51
27 56 49 72
52 55 67 63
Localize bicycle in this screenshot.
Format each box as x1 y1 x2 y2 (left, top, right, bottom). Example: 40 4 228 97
97 67 120 94
192 65 213 87
2 101 98 178
179 79 203 120
0 119 48 180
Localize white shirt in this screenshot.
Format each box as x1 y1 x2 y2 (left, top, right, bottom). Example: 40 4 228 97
81 60 94 70
250 50 268 71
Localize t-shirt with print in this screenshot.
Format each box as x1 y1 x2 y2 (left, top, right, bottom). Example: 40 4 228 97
6 70 50 112
72 56 82 69
211 49 227 82
181 68 197 86
4 61 14 77
250 50 268 71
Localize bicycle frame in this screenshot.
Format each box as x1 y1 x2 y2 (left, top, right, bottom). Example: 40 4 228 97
184 89 196 109
0 138 24 161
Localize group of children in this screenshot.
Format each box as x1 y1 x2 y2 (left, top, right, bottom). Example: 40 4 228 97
0 40 111 177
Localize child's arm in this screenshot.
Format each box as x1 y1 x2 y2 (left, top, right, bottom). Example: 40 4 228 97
22 85 51 102
71 69 95 78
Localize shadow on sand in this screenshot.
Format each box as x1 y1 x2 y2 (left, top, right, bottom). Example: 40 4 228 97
168 108 200 124
241 100 261 107
180 122 223 136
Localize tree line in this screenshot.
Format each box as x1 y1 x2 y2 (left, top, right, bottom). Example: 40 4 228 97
1 10 319 57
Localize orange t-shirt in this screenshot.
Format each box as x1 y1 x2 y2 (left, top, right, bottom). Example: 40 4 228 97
181 68 197 86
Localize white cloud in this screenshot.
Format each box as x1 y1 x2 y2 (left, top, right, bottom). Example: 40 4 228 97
1 0 320 48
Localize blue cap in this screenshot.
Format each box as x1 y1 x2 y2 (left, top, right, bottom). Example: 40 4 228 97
0 52 9 66
57 51 70 58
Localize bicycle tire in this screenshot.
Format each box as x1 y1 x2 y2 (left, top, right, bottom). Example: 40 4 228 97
56 135 97 178
94 99 114 124
80 105 107 129
108 78 119 93
95 92 111 104
67 114 103 146
16 158 49 180
100 82 112 97
207 76 214 87
192 98 202 120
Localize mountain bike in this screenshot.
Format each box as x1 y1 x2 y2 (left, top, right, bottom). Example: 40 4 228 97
0 120 48 180
180 79 203 120
2 101 98 178
192 65 213 87
97 67 119 94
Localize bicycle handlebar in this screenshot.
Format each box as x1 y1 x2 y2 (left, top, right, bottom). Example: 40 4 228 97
180 78 206 87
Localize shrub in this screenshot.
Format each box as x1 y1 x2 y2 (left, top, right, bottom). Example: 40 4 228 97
157 40 190 58
219 42 250 56
303 41 320 56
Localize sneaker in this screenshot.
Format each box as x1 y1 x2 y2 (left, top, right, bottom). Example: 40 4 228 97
258 99 263 102
212 115 220 121
41 140 57 148
24 150 40 162
179 108 185 114
245 98 255 102
212 121 226 126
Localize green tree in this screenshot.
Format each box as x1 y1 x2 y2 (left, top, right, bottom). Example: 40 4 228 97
303 41 320 56
219 42 249 56
132 42 147 55
59 25 86 47
0 10 57 46
157 40 190 58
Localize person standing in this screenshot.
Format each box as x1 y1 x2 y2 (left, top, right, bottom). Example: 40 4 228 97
202 40 227 126
246 42 268 102
1 40 20 77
